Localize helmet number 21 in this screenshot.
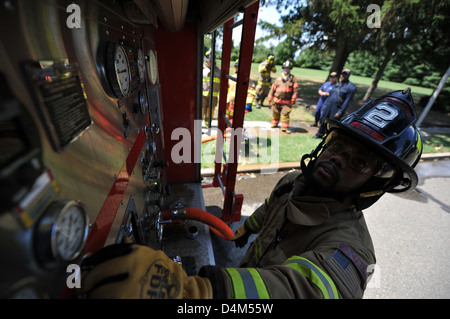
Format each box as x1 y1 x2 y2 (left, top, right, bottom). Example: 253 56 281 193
364 103 398 128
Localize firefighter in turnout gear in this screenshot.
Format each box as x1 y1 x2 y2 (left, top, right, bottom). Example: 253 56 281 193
245 81 256 113
268 60 299 134
253 53 276 109
78 89 422 299
226 59 239 120
202 50 221 128
226 60 256 120
226 81 256 120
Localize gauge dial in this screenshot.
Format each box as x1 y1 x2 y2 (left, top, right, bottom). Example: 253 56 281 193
139 90 148 114
35 200 89 267
106 42 132 98
137 49 146 83
147 50 158 84
114 44 131 96
54 203 89 261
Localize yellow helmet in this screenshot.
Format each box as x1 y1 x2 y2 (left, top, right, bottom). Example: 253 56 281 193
205 50 211 62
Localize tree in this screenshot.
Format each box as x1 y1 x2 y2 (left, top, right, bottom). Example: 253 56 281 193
275 40 297 65
259 0 450 109
296 46 334 70
362 0 450 101
260 0 381 75
252 43 276 63
360 0 403 101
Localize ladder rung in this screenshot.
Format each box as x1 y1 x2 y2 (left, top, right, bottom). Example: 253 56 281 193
225 73 237 82
222 149 228 164
221 113 233 128
216 173 225 195
227 18 243 30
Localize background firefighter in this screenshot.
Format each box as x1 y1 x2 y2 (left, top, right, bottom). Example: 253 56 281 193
202 50 221 128
226 59 239 120
226 59 256 121
268 60 299 134
253 53 277 109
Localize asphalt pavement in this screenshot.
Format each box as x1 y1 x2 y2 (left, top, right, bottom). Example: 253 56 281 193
363 159 450 298
202 158 450 299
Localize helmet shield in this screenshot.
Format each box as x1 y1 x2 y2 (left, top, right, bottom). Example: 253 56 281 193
282 60 293 69
325 89 423 193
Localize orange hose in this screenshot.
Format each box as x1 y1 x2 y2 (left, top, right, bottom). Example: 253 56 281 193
201 136 217 143
208 226 226 240
161 208 234 241
185 208 234 241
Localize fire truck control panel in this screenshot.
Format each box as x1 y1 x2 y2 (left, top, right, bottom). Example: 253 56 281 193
0 0 259 298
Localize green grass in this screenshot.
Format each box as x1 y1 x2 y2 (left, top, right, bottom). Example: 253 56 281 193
422 133 450 154
249 63 433 98
293 67 433 96
201 130 450 169
244 105 315 123
247 63 434 109
201 133 322 168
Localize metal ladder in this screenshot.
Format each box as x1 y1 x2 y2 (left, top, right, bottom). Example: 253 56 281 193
207 1 259 224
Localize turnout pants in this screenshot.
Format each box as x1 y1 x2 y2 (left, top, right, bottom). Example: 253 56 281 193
202 95 217 127
271 103 291 129
254 84 270 105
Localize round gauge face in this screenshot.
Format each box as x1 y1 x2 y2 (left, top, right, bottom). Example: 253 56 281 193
139 90 148 114
147 50 158 84
53 202 89 262
137 49 146 83
114 44 131 97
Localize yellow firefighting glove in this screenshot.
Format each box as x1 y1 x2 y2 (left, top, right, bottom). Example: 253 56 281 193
231 223 251 248
77 243 212 299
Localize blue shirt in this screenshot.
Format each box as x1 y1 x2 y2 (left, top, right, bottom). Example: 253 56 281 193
323 80 356 118
316 81 336 110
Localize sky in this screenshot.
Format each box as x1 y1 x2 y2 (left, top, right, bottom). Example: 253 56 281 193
232 4 283 47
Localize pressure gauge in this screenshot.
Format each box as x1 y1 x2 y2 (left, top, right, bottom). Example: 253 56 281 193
35 200 89 268
147 50 158 84
137 49 146 83
139 90 148 114
106 42 132 98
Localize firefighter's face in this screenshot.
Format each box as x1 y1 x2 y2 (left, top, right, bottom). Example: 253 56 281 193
312 133 377 193
341 72 350 81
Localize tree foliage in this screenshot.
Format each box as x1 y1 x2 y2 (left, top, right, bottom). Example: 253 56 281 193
251 43 276 63
261 0 381 75
259 0 450 96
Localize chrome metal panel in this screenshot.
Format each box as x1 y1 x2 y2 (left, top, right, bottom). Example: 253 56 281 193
0 0 164 298
0 0 253 298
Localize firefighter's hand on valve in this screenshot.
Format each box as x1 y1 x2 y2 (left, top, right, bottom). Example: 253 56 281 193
77 244 212 299
231 223 251 248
